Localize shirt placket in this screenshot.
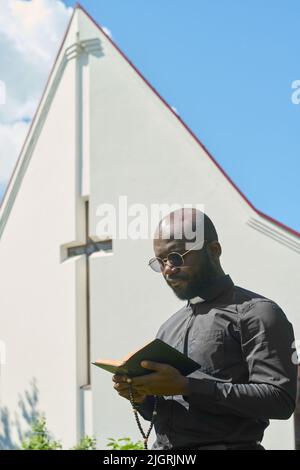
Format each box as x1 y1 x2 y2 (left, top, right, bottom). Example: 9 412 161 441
183 306 196 357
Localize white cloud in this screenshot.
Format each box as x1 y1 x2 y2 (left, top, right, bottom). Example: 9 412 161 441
0 0 73 187
101 26 113 39
0 80 5 105
171 106 179 116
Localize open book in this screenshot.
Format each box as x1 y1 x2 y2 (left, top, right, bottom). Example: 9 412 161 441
92 338 201 377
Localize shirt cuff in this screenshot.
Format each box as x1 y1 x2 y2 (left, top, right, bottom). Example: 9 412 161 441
183 377 216 404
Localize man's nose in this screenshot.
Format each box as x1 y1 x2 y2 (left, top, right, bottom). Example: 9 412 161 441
163 262 180 276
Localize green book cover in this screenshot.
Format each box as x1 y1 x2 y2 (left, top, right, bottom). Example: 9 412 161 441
92 338 201 377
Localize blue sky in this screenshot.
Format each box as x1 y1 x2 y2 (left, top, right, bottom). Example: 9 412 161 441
1 0 299 234
71 0 300 233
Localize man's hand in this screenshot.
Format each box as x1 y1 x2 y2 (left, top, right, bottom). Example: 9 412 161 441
112 375 147 404
113 361 190 397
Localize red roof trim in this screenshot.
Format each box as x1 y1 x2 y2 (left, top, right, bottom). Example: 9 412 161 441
1 4 299 239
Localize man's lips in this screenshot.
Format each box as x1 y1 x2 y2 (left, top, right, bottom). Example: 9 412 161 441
166 276 187 286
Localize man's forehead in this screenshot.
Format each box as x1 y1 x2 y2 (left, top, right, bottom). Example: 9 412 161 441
153 238 186 255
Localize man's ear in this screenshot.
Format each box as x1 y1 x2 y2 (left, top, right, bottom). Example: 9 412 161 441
209 241 222 258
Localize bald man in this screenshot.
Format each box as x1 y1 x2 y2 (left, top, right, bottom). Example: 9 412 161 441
113 208 297 450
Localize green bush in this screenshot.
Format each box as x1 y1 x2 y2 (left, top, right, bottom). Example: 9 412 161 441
21 415 143 450
21 416 62 450
106 437 144 450
72 436 97 450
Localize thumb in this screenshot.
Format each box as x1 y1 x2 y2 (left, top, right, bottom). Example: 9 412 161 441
140 360 164 371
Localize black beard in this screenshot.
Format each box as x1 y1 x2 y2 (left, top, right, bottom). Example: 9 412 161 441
171 248 216 300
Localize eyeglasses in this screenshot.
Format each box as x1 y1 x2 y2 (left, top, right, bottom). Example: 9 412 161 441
148 240 207 273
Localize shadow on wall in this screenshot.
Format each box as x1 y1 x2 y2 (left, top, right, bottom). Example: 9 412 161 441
0 378 39 450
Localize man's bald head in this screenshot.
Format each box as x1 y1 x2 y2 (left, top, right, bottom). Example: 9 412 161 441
154 208 218 250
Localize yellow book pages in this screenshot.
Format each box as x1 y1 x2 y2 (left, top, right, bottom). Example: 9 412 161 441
95 340 153 366
94 359 122 367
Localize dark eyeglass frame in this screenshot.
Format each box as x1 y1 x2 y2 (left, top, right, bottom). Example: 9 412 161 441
148 239 207 273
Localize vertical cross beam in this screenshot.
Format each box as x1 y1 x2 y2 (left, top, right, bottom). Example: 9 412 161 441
66 201 112 385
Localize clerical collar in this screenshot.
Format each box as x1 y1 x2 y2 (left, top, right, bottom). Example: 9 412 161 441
187 274 234 305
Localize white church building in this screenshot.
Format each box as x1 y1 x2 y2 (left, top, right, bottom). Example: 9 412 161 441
0 5 299 450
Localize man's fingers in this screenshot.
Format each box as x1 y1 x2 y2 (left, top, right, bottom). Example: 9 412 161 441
114 384 146 403
140 361 167 371
113 382 130 391
114 382 146 394
112 374 129 383
131 371 159 386
113 383 130 397
117 390 130 400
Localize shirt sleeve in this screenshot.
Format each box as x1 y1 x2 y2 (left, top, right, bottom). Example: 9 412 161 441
185 301 298 420
135 396 156 421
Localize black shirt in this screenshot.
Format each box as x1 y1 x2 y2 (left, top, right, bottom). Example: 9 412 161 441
137 274 297 449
